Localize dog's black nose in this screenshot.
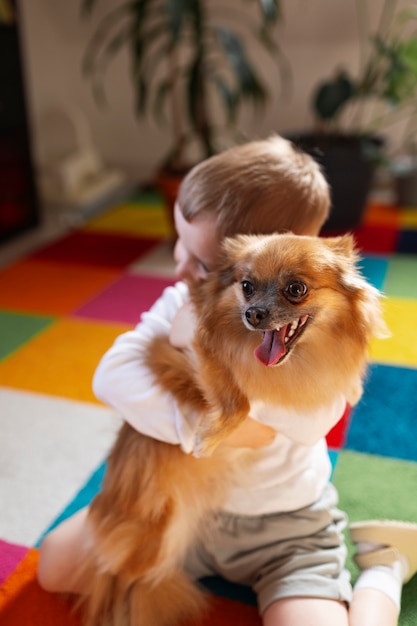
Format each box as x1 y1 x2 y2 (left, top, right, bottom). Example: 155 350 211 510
245 307 269 327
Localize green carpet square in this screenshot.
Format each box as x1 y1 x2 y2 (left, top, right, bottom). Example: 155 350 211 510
0 311 55 361
334 449 417 529
383 255 417 299
333 450 417 625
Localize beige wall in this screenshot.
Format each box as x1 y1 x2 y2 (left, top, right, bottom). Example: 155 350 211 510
17 0 411 184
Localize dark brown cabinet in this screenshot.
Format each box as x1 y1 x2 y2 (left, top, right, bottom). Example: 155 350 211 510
0 5 39 243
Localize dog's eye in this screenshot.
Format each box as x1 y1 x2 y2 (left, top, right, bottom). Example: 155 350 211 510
285 281 308 300
242 280 256 298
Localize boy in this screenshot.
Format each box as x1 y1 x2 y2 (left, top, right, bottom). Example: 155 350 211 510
38 136 417 625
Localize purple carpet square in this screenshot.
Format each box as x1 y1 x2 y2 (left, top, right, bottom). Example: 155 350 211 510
0 540 29 585
31 231 160 269
73 274 176 324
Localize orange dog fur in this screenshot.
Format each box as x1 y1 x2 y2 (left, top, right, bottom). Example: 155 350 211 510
78 233 386 626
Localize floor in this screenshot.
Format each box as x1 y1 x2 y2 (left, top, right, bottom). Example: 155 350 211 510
0 191 177 546
1 188 417 625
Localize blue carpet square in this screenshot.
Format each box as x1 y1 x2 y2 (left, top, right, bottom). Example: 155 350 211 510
346 364 417 462
35 462 106 547
359 255 389 290
397 229 417 254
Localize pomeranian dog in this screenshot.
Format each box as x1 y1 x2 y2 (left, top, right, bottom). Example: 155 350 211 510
78 233 386 626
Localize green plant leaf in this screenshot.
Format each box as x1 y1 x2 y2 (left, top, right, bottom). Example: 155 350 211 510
396 6 417 25
313 72 356 121
214 26 267 104
80 0 99 18
165 0 191 43
258 0 281 22
374 35 417 105
152 78 172 126
211 73 239 123
82 3 133 75
399 38 417 76
187 54 203 130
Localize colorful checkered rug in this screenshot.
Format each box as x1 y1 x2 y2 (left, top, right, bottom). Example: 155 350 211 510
0 191 416 625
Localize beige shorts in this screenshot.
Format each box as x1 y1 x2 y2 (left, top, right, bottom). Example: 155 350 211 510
185 483 352 614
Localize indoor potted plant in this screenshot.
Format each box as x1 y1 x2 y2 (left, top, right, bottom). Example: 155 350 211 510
389 104 417 206
80 0 285 225
288 1 417 230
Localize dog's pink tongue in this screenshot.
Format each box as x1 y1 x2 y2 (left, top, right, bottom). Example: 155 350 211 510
254 329 286 367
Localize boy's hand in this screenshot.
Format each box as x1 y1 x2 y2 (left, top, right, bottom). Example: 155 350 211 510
220 418 276 449
170 303 197 351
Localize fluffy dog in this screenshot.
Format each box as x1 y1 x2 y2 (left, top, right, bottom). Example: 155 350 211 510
78 233 386 626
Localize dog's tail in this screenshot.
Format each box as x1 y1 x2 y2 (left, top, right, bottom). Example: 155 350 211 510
79 569 208 626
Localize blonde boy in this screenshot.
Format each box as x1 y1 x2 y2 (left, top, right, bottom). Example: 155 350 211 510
38 136 416 626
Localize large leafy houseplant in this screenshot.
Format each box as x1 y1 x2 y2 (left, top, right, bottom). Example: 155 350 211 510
290 0 417 228
81 0 284 178
312 1 417 142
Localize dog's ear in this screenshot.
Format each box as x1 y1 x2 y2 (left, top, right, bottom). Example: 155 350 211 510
215 235 252 287
325 234 372 293
324 234 357 261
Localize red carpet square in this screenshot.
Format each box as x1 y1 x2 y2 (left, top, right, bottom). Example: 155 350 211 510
326 403 351 449
31 231 160 269
353 224 400 254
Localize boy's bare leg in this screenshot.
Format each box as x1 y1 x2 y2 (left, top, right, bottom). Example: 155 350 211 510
263 597 349 626
262 593 398 626
37 507 94 594
350 588 398 626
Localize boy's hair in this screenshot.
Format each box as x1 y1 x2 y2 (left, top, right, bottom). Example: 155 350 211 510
177 135 330 238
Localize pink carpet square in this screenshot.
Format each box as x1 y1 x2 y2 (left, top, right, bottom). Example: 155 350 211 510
73 274 176 325
31 231 159 269
0 540 28 586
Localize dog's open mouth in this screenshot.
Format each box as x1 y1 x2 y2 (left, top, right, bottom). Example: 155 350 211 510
254 315 309 367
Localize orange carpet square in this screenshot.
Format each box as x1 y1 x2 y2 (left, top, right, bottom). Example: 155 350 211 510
0 548 81 626
0 259 120 315
0 318 131 403
0 546 261 626
362 202 402 228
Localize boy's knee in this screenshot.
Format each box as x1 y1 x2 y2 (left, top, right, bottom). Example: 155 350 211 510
37 534 60 591
36 509 93 594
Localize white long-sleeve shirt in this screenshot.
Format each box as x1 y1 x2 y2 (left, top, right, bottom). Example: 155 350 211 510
93 282 346 516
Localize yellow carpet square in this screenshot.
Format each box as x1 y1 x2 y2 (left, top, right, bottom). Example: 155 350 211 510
84 204 171 239
401 207 417 229
370 297 417 368
0 318 131 404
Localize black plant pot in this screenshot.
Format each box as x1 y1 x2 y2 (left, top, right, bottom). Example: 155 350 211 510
285 133 382 231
